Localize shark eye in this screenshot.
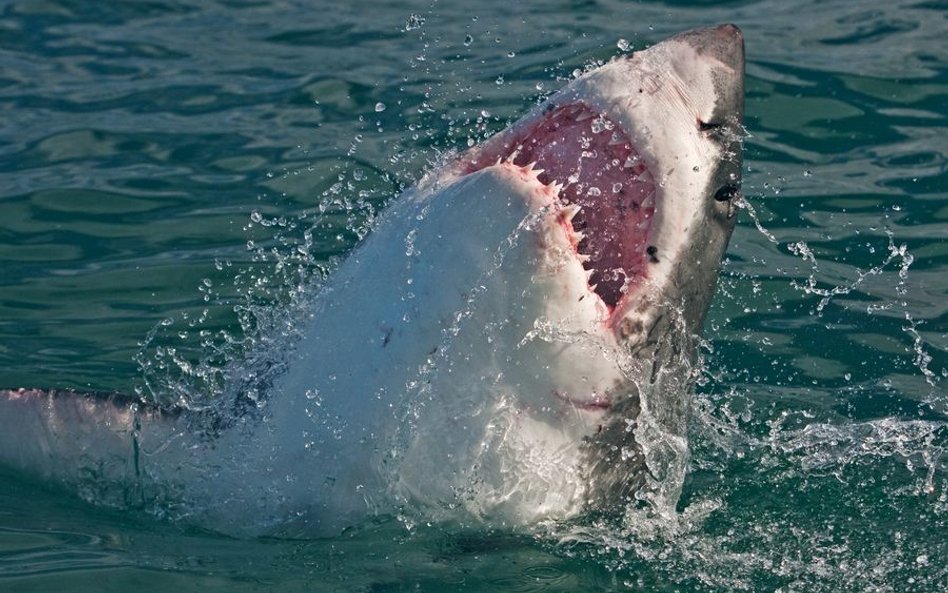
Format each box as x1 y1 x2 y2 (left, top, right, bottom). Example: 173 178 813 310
698 120 722 131
713 183 740 202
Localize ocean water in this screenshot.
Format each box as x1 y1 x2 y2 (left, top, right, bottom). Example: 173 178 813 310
1 0 945 591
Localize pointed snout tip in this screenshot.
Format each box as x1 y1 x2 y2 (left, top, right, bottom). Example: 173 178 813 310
691 23 744 65
713 23 745 54
676 24 745 71
714 23 743 40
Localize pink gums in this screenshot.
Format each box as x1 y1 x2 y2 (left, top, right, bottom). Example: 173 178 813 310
461 102 657 311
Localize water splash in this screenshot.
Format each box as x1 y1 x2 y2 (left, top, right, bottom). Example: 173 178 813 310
788 231 915 315
133 163 393 421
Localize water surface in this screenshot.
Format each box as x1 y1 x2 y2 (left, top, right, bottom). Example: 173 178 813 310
1 0 945 591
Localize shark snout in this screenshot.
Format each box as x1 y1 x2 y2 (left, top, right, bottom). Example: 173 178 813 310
679 24 744 74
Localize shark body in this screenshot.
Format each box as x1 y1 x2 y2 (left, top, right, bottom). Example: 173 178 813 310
0 25 745 537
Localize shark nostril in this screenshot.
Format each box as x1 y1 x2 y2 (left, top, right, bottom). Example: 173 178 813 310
698 120 721 131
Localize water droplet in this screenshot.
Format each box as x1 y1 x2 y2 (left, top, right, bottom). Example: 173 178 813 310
463 34 473 46
617 38 631 51
590 116 613 133
495 75 504 85
405 229 417 256
375 102 386 112
404 14 425 31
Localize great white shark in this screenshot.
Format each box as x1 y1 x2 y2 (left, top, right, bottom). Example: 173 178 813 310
0 25 744 537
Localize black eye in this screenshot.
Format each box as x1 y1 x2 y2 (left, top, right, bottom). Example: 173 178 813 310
698 120 722 131
714 183 740 202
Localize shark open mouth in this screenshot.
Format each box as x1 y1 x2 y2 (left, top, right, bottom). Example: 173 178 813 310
462 102 657 311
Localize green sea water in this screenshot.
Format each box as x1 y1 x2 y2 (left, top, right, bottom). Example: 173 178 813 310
1 0 945 591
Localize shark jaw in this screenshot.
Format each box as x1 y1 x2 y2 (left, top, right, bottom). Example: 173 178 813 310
388 24 746 522
444 23 746 385
485 24 743 521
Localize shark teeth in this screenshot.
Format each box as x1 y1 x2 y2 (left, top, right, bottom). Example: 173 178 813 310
560 203 581 222
511 159 543 177
456 100 657 311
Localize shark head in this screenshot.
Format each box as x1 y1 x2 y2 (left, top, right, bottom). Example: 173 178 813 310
257 24 747 530
390 25 746 523
447 24 745 405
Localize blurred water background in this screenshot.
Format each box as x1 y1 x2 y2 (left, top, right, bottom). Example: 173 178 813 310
0 0 945 591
